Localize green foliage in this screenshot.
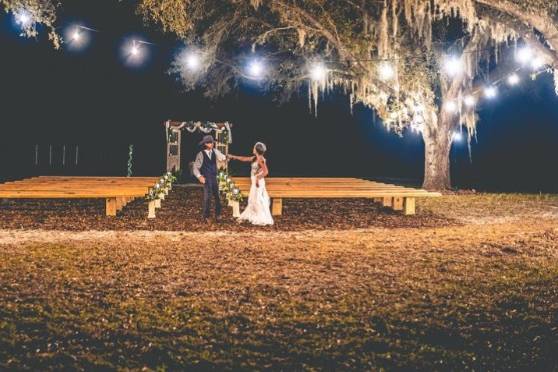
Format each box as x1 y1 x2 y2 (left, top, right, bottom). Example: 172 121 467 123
127 144 134 177
218 170 243 202
146 172 176 201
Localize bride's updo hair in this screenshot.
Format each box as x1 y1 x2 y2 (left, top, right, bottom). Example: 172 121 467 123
254 142 267 155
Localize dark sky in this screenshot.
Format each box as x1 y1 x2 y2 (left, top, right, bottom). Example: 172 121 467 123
1 1 557 192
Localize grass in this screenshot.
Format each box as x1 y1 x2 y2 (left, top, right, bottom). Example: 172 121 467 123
1 207 558 370
420 193 558 222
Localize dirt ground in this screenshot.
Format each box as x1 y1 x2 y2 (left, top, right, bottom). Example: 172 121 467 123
1 186 557 232
0 186 454 231
0 191 557 370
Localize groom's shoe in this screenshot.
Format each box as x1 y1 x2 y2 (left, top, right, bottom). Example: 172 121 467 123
214 215 222 223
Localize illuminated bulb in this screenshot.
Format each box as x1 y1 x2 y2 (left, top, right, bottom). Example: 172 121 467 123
452 132 463 142
464 95 476 107
378 62 395 81
15 10 32 27
130 44 140 56
507 73 520 86
484 86 497 99
71 30 81 42
515 47 533 64
444 57 463 76
444 101 458 113
310 63 328 81
247 60 264 79
185 53 200 71
531 57 545 70
123 40 149 66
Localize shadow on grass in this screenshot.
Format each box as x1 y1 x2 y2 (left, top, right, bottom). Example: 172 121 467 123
1 266 557 370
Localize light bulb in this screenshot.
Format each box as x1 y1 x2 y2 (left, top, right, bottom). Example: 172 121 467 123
507 73 520 86
378 62 395 81
464 95 476 107
444 57 463 76
484 86 497 98
310 63 328 81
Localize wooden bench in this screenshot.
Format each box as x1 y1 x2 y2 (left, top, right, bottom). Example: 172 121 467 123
231 177 441 216
0 176 160 217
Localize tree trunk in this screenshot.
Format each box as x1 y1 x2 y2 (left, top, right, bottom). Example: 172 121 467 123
422 117 452 191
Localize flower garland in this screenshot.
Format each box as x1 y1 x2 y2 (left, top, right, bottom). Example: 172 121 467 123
168 121 232 144
146 172 177 201
218 170 243 202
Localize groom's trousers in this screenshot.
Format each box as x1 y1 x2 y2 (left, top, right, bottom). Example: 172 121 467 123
203 176 221 218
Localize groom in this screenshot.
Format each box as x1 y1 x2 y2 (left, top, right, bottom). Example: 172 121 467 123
192 135 227 221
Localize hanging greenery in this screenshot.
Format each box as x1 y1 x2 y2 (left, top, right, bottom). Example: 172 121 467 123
127 144 134 177
146 172 177 201
143 0 558 190
218 170 243 202
167 131 179 143
5 0 557 191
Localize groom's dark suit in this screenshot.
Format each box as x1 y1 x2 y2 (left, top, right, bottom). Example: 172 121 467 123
194 149 222 218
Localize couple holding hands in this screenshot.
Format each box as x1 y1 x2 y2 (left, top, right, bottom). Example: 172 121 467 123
192 135 273 226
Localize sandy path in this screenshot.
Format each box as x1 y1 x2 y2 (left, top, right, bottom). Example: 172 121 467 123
0 217 556 246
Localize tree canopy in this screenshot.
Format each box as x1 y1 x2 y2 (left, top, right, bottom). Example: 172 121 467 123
3 0 558 189
135 0 558 136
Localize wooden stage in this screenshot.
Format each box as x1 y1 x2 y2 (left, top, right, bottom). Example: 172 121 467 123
0 176 440 218
232 177 441 215
0 176 159 216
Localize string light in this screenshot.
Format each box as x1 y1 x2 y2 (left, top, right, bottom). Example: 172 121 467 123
71 29 81 42
484 86 498 99
378 62 395 81
247 59 265 79
531 57 545 70
444 57 463 76
444 101 458 113
464 95 476 107
507 73 520 86
14 9 35 31
130 42 140 57
7 11 556 111
452 132 463 142
123 39 152 66
65 25 85 50
14 9 32 27
177 48 203 73
185 52 200 71
515 47 533 65
65 25 98 51
310 63 328 81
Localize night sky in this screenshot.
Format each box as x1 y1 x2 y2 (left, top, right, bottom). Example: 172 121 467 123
1 1 557 192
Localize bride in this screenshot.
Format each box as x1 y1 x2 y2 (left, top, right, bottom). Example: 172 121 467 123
228 142 274 226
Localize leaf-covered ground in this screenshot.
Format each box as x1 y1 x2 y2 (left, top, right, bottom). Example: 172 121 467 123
0 192 558 370
0 186 454 231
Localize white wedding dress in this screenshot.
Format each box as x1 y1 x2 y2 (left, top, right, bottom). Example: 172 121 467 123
238 160 274 226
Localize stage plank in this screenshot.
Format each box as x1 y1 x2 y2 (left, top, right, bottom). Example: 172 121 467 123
231 177 440 216
0 177 159 217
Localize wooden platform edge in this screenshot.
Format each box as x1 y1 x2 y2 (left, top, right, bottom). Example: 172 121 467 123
232 177 441 217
